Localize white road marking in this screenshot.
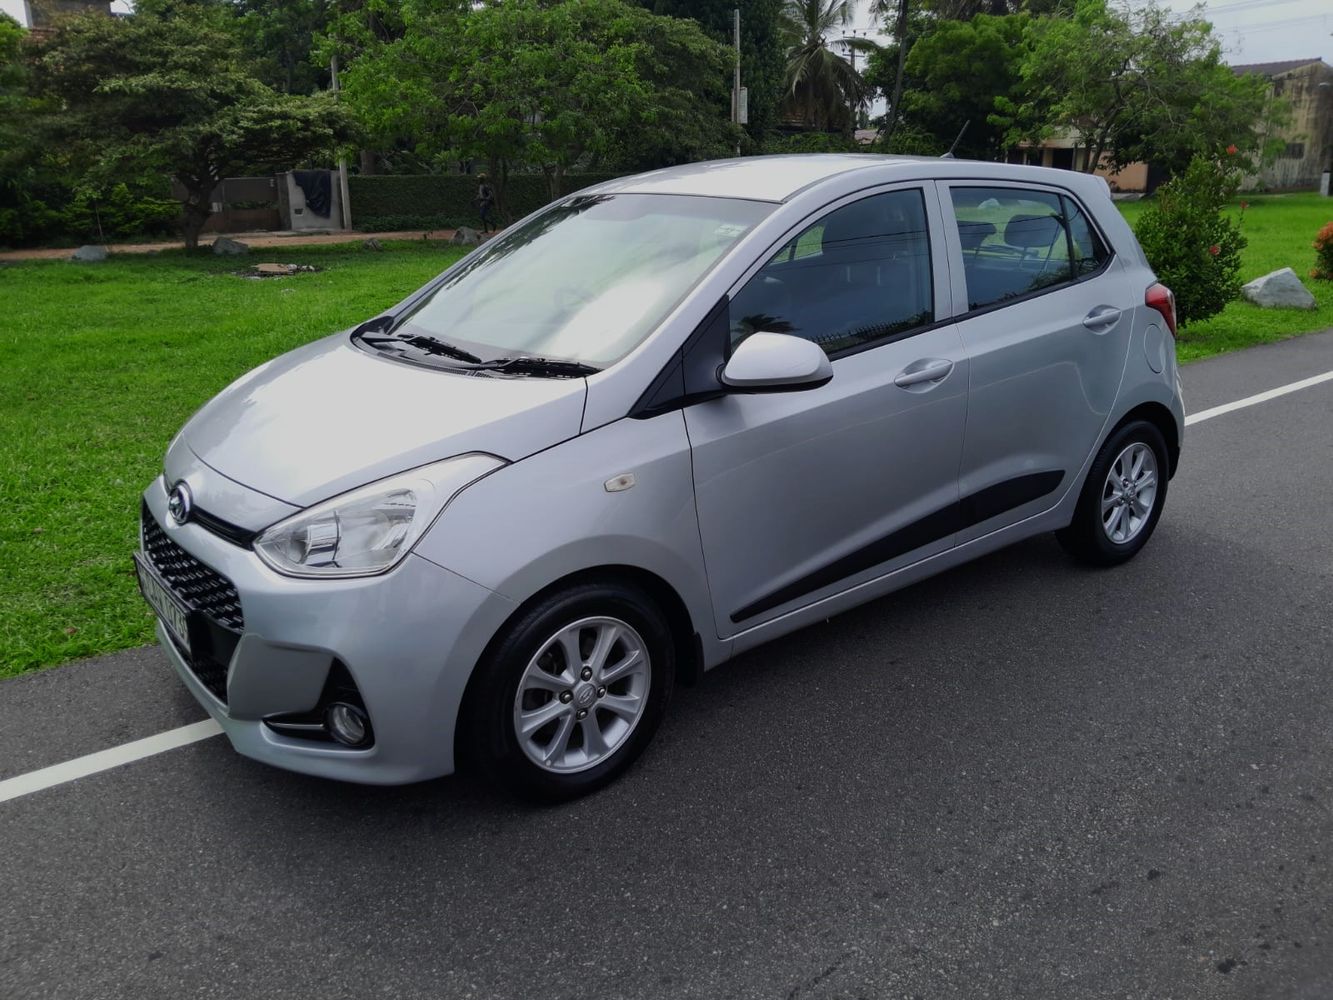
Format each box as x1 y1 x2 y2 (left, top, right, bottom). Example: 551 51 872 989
0 719 222 805
3 363 1333 805
1186 369 1333 426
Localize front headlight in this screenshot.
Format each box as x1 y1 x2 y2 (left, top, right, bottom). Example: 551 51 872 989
254 453 505 579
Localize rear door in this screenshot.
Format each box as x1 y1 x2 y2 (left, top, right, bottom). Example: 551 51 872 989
939 182 1134 543
684 184 969 636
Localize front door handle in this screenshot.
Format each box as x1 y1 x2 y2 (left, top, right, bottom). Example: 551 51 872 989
894 358 954 388
1083 306 1123 330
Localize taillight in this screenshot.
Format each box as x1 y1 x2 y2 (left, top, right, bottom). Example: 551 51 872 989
1145 282 1177 338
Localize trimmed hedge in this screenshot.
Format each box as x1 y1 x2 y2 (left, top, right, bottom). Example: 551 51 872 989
348 172 625 231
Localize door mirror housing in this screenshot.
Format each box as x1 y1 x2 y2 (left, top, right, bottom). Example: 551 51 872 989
720 333 833 392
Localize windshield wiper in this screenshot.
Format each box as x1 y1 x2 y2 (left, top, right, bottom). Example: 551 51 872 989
359 332 485 365
470 355 601 378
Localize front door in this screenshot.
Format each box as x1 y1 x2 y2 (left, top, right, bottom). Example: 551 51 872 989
685 186 969 637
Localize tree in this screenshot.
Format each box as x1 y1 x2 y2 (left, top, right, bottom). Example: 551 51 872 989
344 0 737 208
778 0 871 134
917 0 1070 17
896 13 1029 158
0 15 28 169
0 14 52 245
233 0 332 95
861 4 932 145
636 0 786 140
997 0 1274 177
30 7 351 249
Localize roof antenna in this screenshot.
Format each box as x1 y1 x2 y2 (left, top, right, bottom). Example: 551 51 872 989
941 120 971 159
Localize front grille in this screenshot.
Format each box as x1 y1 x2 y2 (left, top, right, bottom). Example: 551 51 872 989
141 505 245 630
142 503 245 703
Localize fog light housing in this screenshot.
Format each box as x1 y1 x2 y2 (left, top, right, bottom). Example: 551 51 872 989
325 702 372 748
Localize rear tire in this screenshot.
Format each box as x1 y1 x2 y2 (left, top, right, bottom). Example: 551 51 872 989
1057 419 1168 566
462 581 674 803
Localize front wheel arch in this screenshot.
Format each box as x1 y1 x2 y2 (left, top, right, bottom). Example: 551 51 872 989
453 565 698 770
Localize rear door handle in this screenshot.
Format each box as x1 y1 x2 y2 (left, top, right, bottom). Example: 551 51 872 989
894 358 954 388
1083 306 1123 330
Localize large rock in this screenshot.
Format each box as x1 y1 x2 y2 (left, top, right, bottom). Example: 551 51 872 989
70 245 108 262
211 236 250 256
1241 267 1316 310
450 227 482 247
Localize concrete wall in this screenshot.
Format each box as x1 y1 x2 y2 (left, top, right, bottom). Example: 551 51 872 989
1246 61 1333 192
277 171 344 232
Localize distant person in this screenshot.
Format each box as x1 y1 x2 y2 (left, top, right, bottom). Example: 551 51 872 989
476 174 495 234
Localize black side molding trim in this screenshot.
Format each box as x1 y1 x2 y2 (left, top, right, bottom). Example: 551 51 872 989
960 470 1064 527
730 470 1063 624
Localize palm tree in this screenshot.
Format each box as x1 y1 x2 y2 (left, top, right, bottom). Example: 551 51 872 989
778 0 873 134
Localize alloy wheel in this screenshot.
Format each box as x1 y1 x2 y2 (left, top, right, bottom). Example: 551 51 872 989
512 616 651 774
1101 442 1158 544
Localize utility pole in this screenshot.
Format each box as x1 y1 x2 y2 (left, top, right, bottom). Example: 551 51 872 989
733 8 742 156
840 30 862 130
330 54 353 231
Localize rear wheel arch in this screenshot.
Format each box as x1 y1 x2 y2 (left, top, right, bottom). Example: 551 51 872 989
1112 402 1180 477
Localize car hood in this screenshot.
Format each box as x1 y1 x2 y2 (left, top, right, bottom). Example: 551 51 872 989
174 333 588 508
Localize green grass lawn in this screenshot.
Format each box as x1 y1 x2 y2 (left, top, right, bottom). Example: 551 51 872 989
1 192 1331 678
0 241 466 676
1116 192 1333 362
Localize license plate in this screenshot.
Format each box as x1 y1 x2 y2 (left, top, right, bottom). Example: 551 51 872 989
133 553 192 656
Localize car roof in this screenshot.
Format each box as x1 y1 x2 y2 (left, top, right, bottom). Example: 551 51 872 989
589 154 1111 205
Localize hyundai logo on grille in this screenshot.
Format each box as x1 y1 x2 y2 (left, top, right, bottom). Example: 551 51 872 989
168 481 193 525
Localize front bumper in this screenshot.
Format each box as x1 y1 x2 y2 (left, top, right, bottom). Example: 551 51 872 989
142 478 516 784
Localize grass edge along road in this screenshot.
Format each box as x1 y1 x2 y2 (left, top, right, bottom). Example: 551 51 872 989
1 192 1331 676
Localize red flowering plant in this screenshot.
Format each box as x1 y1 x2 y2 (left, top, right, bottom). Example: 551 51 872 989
1133 153 1247 327
1313 221 1333 281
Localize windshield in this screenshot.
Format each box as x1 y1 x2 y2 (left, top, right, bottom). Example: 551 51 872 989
388 193 772 369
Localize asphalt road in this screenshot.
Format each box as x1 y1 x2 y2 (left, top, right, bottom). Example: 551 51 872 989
3 332 1333 1000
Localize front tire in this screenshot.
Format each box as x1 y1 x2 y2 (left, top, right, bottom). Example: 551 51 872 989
1057 419 1169 566
462 581 674 802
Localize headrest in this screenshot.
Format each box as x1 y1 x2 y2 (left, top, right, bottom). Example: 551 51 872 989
1004 213 1062 250
821 203 925 258
957 220 996 251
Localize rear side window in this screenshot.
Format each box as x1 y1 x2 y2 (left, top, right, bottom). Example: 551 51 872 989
1063 197 1110 276
729 189 934 357
950 187 1110 312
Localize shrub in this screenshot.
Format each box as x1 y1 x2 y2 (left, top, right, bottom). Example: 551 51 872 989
875 123 944 157
65 183 179 242
1313 221 1333 281
0 172 179 248
348 172 625 231
1134 154 1246 327
759 132 861 155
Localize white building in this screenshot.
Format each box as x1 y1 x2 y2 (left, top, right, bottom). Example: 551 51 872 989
0 0 33 26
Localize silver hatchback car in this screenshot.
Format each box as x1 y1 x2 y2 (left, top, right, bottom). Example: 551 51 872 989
136 155 1184 799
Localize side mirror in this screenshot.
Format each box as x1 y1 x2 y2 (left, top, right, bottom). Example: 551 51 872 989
720 333 833 392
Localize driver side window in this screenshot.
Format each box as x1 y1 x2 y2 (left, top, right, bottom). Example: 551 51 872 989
728 189 934 357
